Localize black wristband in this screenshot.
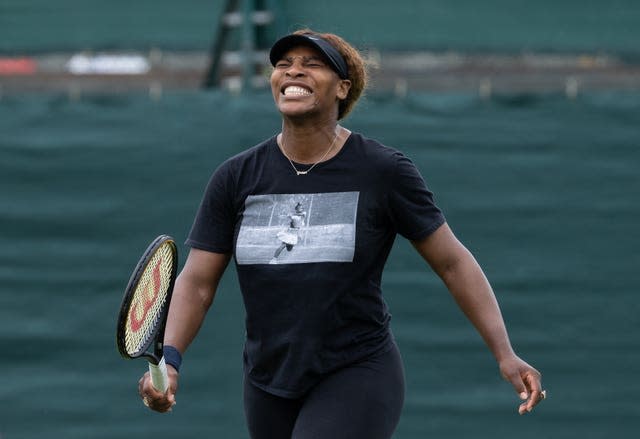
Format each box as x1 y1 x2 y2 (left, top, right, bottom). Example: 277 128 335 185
163 345 182 372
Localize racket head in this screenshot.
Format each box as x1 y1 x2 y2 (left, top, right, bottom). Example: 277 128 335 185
116 235 177 364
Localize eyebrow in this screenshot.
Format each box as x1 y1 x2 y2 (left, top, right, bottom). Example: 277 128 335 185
278 55 326 64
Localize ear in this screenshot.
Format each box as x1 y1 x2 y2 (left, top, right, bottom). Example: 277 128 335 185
336 79 351 100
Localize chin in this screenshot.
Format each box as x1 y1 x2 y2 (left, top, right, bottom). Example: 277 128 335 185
277 102 317 118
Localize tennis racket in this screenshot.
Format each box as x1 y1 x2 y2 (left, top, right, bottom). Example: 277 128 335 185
116 235 178 392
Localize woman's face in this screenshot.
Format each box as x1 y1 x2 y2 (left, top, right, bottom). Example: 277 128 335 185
270 45 350 120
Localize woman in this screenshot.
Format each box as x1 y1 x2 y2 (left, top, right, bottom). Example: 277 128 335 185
272 202 307 262
138 29 545 438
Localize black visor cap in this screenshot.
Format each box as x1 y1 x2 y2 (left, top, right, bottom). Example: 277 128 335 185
269 34 349 80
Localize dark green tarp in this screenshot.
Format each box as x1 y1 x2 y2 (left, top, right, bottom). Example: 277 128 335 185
1 90 638 437
2 0 640 54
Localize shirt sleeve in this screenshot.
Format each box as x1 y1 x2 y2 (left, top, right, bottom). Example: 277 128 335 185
387 152 445 241
185 161 237 254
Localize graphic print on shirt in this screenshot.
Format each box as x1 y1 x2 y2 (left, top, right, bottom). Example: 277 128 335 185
236 192 359 265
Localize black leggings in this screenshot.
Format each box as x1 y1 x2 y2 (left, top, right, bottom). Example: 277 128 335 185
243 343 405 439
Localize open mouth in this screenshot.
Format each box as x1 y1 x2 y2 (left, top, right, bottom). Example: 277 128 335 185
282 85 313 97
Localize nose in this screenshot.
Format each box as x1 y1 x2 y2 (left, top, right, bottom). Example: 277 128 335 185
285 57 306 77
285 67 305 78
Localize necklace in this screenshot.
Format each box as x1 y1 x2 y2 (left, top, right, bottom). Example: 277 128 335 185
280 128 340 176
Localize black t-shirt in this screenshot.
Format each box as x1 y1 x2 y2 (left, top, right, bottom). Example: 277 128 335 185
186 132 445 398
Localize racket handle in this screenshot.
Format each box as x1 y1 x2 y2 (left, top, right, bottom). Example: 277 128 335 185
148 357 169 393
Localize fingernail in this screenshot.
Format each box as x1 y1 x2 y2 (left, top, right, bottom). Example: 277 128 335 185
520 392 528 400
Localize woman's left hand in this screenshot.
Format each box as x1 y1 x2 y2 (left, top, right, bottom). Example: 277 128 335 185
499 354 546 415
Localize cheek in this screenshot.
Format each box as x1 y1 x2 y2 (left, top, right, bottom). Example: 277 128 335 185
270 74 281 99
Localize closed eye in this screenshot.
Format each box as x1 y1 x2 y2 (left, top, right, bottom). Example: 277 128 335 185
275 56 327 69
302 56 326 68
275 61 291 69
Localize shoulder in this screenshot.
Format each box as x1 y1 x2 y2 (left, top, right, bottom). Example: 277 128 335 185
348 132 432 194
349 131 407 158
201 136 275 197
219 136 276 172
208 136 276 186
347 131 411 171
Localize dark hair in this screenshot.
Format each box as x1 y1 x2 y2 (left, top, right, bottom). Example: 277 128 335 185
292 29 368 120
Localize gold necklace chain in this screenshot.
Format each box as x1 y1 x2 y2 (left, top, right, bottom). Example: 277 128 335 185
280 128 340 176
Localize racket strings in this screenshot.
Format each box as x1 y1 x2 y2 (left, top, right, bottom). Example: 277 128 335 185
124 243 174 355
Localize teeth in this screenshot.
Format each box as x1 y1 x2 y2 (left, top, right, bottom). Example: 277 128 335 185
284 86 312 96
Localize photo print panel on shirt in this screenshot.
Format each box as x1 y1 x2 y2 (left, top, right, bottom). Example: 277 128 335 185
236 192 359 265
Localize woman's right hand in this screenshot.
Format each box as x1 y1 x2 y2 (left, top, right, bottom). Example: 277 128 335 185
137 365 179 413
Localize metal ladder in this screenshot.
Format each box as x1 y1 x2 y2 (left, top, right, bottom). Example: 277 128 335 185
203 0 284 92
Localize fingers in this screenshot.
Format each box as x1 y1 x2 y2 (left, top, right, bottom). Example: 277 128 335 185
138 372 177 413
500 357 545 415
506 370 528 400
518 388 547 414
517 370 545 415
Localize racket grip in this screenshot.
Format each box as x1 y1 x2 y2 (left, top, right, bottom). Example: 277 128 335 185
149 357 169 393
